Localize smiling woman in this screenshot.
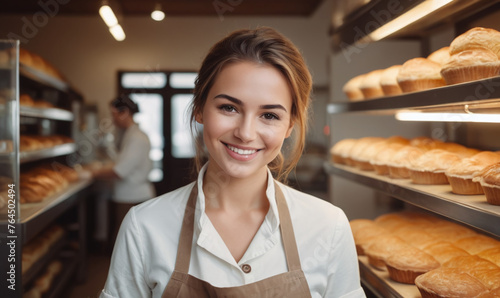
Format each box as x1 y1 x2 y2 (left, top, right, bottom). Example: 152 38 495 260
101 27 365 298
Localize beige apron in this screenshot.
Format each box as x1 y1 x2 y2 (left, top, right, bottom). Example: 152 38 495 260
162 183 312 298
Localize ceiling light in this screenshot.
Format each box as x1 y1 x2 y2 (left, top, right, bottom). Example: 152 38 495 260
99 5 118 27
151 4 165 21
109 24 126 41
99 2 126 41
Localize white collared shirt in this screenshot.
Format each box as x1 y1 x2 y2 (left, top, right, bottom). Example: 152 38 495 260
113 123 155 203
101 164 365 298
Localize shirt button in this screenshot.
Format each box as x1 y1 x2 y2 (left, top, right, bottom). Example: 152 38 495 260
241 264 251 273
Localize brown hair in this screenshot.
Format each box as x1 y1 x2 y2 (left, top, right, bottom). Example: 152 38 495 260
190 27 312 182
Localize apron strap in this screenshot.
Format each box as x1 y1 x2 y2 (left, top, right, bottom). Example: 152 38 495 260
173 182 303 274
274 182 303 272
173 184 198 274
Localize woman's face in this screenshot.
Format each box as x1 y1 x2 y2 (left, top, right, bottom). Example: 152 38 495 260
197 61 294 180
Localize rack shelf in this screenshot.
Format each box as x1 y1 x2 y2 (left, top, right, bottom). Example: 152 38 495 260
20 106 73 121
19 64 68 92
327 77 500 114
0 177 93 244
324 162 500 237
358 256 420 298
22 235 67 288
19 143 77 164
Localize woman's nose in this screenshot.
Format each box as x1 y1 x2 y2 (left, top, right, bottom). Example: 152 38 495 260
234 116 257 142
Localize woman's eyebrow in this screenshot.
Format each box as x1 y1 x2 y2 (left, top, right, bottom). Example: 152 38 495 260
214 94 287 112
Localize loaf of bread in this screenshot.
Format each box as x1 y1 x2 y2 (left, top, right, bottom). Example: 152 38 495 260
397 58 446 92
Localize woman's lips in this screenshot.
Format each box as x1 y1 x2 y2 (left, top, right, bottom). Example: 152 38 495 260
224 143 260 160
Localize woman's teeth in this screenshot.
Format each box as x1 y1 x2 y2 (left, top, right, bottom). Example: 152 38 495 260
227 144 257 155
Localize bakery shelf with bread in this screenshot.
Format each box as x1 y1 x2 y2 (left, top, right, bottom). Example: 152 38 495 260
350 211 500 297
327 134 500 238
341 27 500 103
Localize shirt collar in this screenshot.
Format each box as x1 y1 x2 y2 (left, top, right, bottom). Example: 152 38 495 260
196 163 280 232
194 163 281 262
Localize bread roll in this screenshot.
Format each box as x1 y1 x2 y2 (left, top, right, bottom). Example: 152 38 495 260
397 58 446 92
449 27 500 58
343 74 365 101
359 69 384 99
427 46 451 66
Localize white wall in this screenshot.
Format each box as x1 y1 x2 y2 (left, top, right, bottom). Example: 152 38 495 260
0 0 333 121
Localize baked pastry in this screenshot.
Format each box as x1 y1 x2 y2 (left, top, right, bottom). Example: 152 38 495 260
424 222 477 243
408 149 462 184
385 246 440 284
473 162 500 205
364 234 410 270
354 136 409 171
423 241 470 265
359 69 384 99
478 247 500 267
19 94 35 107
350 222 390 256
380 65 403 96
386 145 425 179
441 48 500 85
449 27 500 58
397 58 446 93
443 255 499 272
446 151 500 195
393 228 438 249
370 143 406 176
342 74 365 101
347 137 385 170
478 286 500 297
454 234 500 255
330 139 357 164
415 267 489 298
427 46 451 66
410 136 443 151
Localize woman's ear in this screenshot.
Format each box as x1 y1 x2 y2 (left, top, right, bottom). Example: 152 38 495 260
195 112 203 124
285 121 294 138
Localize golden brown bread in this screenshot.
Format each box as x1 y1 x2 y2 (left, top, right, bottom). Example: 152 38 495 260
442 48 500 85
397 58 446 92
423 241 470 265
415 267 489 298
380 65 403 96
473 162 500 205
342 74 365 101
454 235 500 255
446 152 500 195
427 46 451 66
364 234 410 270
385 246 440 284
359 69 384 99
408 149 462 184
449 27 500 58
478 247 500 267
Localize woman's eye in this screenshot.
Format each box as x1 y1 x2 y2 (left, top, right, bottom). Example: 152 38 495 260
263 113 279 120
220 105 236 113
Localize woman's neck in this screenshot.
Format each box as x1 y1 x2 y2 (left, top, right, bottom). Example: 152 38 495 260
202 163 269 212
